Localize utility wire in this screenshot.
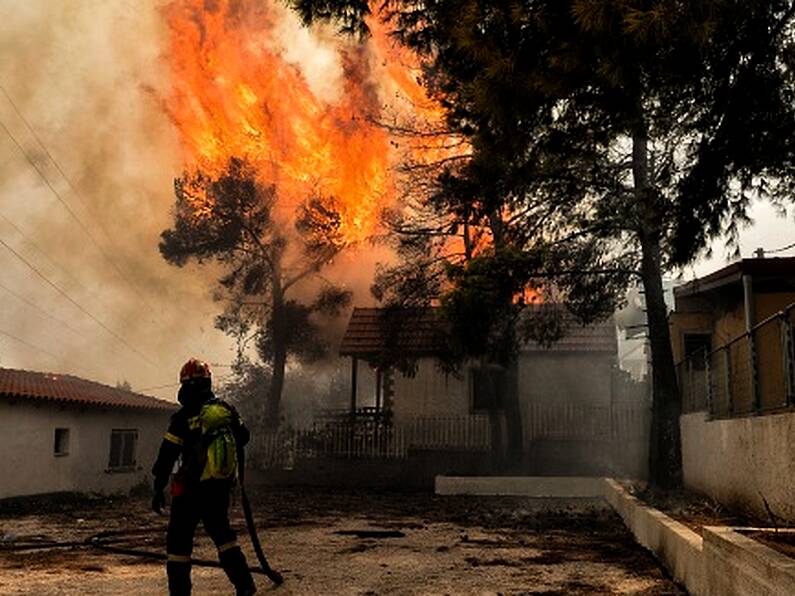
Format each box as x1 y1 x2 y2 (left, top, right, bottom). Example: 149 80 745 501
0 93 162 316
0 279 85 337
766 240 795 254
0 213 86 293
0 235 161 370
138 374 234 393
0 327 59 360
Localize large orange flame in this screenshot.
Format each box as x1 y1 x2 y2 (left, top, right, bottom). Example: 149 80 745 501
163 0 448 245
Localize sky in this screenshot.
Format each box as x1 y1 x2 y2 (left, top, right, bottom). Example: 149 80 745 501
0 0 237 400
0 0 792 401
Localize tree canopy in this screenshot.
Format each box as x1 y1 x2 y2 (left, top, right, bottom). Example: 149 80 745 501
160 157 351 426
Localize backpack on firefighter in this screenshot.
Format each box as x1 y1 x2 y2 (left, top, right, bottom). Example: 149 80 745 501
183 399 239 484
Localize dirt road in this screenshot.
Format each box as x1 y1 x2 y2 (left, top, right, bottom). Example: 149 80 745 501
0 489 685 595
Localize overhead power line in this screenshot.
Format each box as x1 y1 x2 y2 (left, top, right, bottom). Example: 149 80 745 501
0 235 161 370
0 87 164 317
0 327 59 361
765 240 795 255
0 213 86 293
138 374 233 394
0 279 85 337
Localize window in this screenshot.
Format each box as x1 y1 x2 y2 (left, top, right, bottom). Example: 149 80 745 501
470 367 506 413
108 429 138 470
684 333 712 371
54 428 70 456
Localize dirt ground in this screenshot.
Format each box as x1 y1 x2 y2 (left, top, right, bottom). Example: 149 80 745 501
0 488 686 595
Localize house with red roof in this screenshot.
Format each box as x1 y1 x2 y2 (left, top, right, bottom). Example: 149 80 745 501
0 368 175 499
339 306 648 476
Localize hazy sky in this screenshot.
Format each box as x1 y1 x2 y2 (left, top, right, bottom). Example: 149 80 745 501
0 0 792 401
0 0 238 400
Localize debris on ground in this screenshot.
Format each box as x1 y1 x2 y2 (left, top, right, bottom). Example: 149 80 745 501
0 488 686 595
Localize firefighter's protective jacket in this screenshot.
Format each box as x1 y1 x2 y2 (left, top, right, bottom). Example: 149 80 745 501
152 392 250 494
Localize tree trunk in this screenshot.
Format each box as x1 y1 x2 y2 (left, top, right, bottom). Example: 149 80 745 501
266 277 287 430
632 116 683 488
487 209 524 468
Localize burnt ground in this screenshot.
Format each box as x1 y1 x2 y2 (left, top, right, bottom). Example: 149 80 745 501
0 488 686 595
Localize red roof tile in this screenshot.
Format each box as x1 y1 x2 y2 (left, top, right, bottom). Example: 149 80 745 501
339 307 616 358
0 368 176 411
339 307 446 358
523 320 617 353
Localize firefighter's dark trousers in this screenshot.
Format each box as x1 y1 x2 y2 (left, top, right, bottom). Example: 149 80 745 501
166 479 254 595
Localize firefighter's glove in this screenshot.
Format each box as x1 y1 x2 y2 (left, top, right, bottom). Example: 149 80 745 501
152 488 166 514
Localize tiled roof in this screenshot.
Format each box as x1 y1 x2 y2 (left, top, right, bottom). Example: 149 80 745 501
339 307 447 358
339 307 616 358
523 319 617 353
0 368 176 411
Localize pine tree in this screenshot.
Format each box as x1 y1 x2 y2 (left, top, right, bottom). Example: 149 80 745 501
292 0 795 485
160 158 351 428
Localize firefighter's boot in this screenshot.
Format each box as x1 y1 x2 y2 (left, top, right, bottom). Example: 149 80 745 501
166 559 192 596
219 546 256 595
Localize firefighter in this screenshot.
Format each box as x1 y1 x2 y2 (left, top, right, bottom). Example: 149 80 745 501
151 358 256 596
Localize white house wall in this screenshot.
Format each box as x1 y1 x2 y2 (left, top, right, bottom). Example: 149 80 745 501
0 401 171 499
518 352 613 406
392 359 469 421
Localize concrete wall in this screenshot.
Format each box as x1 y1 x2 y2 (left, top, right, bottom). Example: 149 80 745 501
681 411 795 522
603 478 707 595
0 401 171 499
436 475 606 497
606 478 795 596
252 450 493 490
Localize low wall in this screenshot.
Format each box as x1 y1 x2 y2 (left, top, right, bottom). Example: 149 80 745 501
435 476 605 497
603 478 706 595
252 450 492 490
681 411 795 522
704 527 795 596
605 478 795 596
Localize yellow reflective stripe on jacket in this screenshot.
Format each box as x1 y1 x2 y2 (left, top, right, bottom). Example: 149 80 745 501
217 540 238 554
167 554 191 563
163 432 184 446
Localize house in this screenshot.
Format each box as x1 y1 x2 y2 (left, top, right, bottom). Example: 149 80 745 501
670 257 795 415
670 257 795 363
339 307 648 476
672 258 795 522
0 368 174 499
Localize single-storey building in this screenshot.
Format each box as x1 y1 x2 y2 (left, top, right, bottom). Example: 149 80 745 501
672 257 795 522
339 307 648 476
670 257 795 414
0 368 174 499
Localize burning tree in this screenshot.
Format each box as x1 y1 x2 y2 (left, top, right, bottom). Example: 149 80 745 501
371 136 633 467
160 158 351 428
293 1 795 486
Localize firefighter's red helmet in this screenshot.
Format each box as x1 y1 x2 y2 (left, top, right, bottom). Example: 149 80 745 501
179 358 212 383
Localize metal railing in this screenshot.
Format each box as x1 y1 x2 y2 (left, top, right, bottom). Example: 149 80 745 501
250 415 492 469
678 303 795 418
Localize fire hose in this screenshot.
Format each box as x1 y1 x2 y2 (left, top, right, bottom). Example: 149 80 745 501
1 529 272 576
1 451 284 586
237 444 284 585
